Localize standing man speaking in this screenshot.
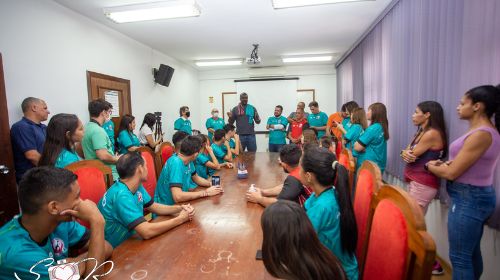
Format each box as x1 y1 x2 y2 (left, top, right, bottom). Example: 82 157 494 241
228 93 261 152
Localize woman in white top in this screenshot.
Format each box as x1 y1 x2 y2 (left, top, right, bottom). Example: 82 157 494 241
138 113 162 149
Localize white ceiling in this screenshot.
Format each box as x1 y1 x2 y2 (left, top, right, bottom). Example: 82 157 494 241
54 0 392 70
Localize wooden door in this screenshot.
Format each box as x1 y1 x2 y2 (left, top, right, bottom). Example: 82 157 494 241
222 92 237 122
297 89 316 105
87 71 131 135
0 53 19 225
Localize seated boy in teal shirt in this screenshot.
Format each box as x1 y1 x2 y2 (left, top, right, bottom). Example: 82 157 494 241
0 167 112 279
211 129 233 164
98 152 195 248
155 135 223 206
194 134 233 179
224 124 240 158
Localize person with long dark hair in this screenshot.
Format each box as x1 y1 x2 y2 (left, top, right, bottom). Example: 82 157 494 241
117 114 141 154
427 85 500 280
261 200 347 280
401 101 448 275
354 102 389 173
39 113 83 168
138 113 162 150
300 146 358 280
402 101 448 213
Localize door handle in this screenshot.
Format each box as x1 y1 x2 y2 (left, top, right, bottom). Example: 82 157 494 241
0 165 10 175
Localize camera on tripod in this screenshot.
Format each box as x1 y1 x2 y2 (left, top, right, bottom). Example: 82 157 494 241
153 112 163 143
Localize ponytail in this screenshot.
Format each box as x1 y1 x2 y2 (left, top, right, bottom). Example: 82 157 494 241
332 161 358 254
465 85 500 133
302 147 358 255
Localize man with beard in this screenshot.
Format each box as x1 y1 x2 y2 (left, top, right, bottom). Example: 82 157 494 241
245 144 311 207
266 105 288 152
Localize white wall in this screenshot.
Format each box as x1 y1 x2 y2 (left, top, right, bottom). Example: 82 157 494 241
0 0 199 140
198 65 337 151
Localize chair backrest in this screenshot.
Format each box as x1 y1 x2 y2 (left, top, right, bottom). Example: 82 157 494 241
353 160 382 271
136 146 158 197
65 160 112 227
338 148 356 192
362 185 435 280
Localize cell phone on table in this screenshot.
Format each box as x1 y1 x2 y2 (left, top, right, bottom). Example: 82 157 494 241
256 250 263 260
211 176 221 186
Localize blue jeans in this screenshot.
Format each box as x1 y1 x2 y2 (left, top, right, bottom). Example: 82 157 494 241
446 181 496 280
268 143 285 153
240 134 257 152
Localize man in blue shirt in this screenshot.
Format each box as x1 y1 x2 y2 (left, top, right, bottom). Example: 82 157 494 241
307 101 329 138
10 97 50 182
205 108 225 142
174 106 192 135
155 135 223 205
266 105 289 152
98 152 195 248
0 167 112 279
228 93 261 152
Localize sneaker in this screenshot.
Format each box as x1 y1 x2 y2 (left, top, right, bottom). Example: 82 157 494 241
432 261 444 275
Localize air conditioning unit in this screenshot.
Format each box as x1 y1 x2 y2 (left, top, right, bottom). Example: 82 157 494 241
247 66 286 78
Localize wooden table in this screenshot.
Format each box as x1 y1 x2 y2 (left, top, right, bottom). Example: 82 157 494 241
104 152 286 279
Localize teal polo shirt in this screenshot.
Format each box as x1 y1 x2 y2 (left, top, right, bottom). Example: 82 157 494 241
98 181 153 248
307 112 328 138
205 117 225 141
0 216 89 279
55 148 82 168
103 120 116 154
355 123 387 173
342 117 353 132
211 143 226 163
195 153 216 179
305 188 359 280
155 154 196 205
267 116 288 144
344 124 363 153
117 130 141 155
174 118 192 135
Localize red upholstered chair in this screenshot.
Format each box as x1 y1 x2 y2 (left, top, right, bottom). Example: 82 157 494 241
362 185 435 280
353 160 382 273
155 142 174 175
338 148 356 192
65 160 113 227
136 146 158 197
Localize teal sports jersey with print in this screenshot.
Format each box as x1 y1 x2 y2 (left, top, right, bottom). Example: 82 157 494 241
155 154 196 205
267 116 288 144
55 148 82 168
342 117 353 132
174 118 192 135
103 120 116 153
356 123 387 172
195 152 215 179
307 112 328 138
344 124 364 153
211 143 226 163
205 117 225 141
0 216 89 279
188 161 198 189
98 181 153 248
223 139 237 159
117 130 141 154
305 188 359 280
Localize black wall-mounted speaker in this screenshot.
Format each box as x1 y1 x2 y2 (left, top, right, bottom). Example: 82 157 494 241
153 64 175 87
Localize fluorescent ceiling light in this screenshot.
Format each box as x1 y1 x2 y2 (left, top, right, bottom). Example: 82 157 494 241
282 56 333 63
272 0 372 9
104 0 201 23
195 60 243 67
